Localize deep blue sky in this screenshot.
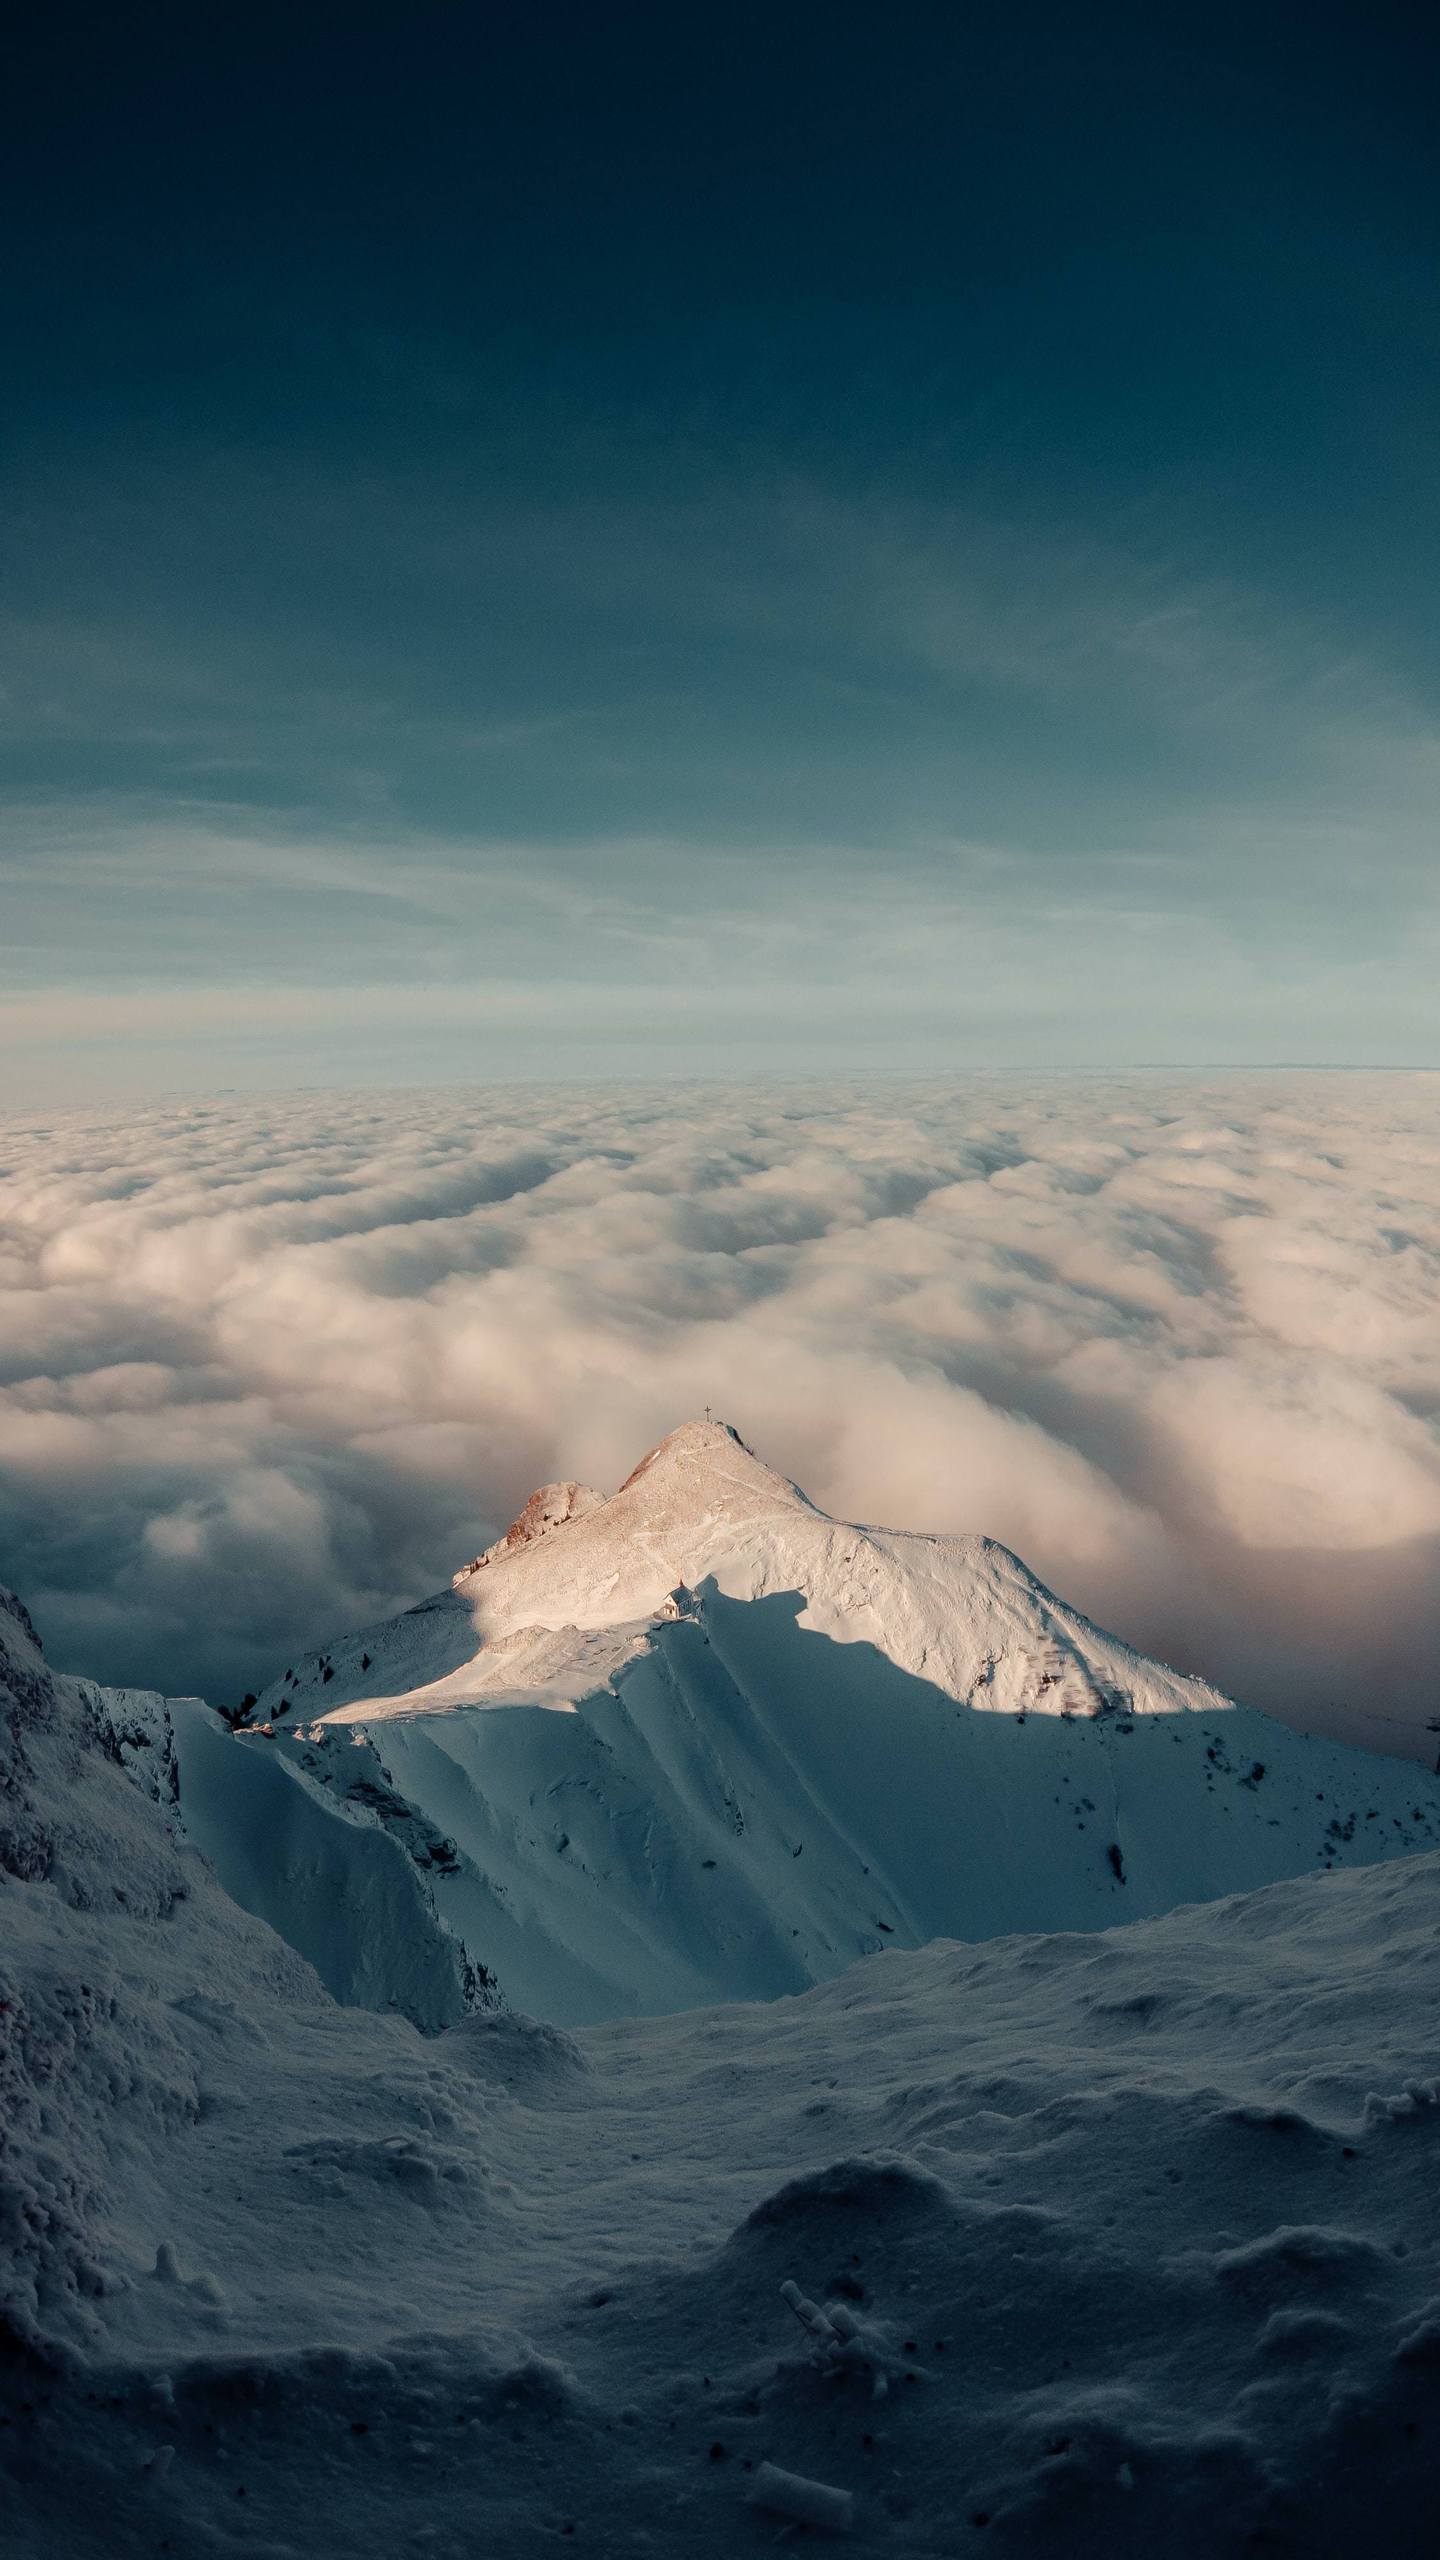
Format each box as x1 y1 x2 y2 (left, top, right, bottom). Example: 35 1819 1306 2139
4 1 1437 1096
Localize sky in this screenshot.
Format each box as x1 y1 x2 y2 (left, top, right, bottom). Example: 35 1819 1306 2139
5 1074 1439 1758
4 1 1438 1099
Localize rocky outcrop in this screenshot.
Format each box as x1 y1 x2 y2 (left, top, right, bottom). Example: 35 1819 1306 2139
452 1478 605 1583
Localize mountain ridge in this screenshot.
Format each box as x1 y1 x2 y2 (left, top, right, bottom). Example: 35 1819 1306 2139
158 1418 1440 2027
253 1417 1227 1730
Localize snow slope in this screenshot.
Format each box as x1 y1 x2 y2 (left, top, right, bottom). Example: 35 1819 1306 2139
210 1422 1440 2025
4 1582 1439 2557
73 1678 482 2029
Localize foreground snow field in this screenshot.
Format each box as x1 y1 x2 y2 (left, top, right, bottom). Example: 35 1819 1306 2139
5 1529 1440 2553
148 1422 1440 2026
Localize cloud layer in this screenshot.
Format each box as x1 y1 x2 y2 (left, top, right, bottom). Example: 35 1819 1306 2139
2 1074 1438 1758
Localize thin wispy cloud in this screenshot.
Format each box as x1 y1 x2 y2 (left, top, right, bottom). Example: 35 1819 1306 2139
6 4 1435 1108
6 456 1436 1102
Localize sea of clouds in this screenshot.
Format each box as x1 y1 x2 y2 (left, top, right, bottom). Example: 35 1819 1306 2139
2 1073 1438 1758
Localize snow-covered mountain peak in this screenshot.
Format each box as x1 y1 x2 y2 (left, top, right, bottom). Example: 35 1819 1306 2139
615 1414 807 1501
85 1418 1440 2033
470 1417 818 1578
424 1419 1130 1731
446 1416 831 1658
269 1419 1199 1728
